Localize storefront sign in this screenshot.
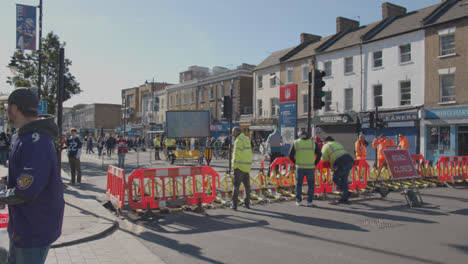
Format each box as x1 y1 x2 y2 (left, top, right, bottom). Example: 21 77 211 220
360 111 418 123
279 85 297 155
383 149 419 180
425 108 468 119
313 114 356 125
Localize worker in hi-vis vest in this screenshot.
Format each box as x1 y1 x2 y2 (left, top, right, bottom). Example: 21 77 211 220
231 127 252 211
153 136 161 160
354 133 368 160
397 133 409 151
289 130 321 207
321 136 355 203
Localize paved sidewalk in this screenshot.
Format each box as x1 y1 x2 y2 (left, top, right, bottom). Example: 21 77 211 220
0 164 165 264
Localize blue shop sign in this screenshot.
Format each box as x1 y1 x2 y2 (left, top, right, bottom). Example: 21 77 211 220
425 108 468 119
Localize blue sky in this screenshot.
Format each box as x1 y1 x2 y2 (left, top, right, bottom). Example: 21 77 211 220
0 0 441 107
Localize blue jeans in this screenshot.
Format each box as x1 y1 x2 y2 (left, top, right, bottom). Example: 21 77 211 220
8 241 50 264
295 168 315 203
333 154 354 201
118 153 125 168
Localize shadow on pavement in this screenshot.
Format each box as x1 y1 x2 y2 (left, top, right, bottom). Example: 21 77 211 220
446 243 468 255
263 226 443 264
240 208 369 232
120 228 225 264
132 213 269 235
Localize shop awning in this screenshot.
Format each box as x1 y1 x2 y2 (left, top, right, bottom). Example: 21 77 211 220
249 125 276 131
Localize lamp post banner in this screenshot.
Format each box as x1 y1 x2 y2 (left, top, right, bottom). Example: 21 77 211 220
279 85 297 156
16 4 37 50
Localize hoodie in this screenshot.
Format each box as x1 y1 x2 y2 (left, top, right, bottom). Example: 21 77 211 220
7 115 64 248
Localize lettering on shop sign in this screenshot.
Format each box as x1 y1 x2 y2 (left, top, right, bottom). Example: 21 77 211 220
425 108 468 119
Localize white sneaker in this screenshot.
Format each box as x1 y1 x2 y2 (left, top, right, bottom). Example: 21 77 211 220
307 202 314 207
295 201 301 206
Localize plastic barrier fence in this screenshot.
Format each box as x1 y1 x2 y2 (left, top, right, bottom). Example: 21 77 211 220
316 159 370 194
106 165 126 210
267 157 296 188
349 159 369 191
128 166 219 210
437 156 468 182
0 205 8 229
411 154 425 176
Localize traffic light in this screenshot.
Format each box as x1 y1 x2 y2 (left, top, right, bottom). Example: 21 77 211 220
222 96 232 119
369 112 375 129
313 69 326 110
153 97 160 112
376 117 387 129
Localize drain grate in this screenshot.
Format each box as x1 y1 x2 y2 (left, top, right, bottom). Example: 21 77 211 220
364 218 402 229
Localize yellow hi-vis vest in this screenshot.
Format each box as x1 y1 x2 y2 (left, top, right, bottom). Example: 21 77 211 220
165 138 176 146
321 141 348 165
294 138 316 169
232 133 252 173
153 138 160 147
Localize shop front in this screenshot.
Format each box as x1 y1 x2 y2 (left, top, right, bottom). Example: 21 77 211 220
423 106 468 163
308 113 359 154
360 110 420 161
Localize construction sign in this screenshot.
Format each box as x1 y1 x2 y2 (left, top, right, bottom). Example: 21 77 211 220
383 149 419 180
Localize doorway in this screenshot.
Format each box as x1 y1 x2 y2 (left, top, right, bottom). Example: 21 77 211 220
457 126 468 156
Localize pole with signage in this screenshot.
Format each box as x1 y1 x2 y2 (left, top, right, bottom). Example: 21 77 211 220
279 85 297 156
228 79 233 174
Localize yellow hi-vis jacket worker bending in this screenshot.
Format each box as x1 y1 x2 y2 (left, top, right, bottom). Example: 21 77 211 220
294 139 316 169
321 141 348 165
232 133 253 173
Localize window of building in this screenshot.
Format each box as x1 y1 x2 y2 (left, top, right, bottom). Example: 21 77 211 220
400 81 411 106
231 81 235 97
182 92 187 105
324 91 332 111
440 74 455 102
210 86 215 100
190 90 194 103
270 73 277 87
344 88 353 110
270 98 279 116
302 65 309 82
428 126 451 155
287 67 293 83
257 99 263 116
373 84 383 107
373 51 383 68
258 76 263 89
199 89 205 102
170 95 173 106
324 61 332 76
302 94 308 114
344 57 353 74
399 44 411 63
440 34 455 56
175 94 179 105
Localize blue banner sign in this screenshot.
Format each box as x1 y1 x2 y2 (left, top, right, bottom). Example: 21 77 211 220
16 4 37 50
425 108 468 119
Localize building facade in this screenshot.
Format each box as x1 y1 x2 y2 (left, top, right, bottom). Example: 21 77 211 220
62 104 121 137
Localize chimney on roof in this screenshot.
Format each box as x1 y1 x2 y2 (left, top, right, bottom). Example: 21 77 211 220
382 2 407 20
336 17 359 33
300 33 321 43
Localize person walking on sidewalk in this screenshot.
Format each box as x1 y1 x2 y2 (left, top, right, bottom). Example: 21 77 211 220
321 136 354 203
231 127 253 210
116 135 128 168
106 136 115 157
97 136 104 157
87 136 95 154
0 132 10 167
0 88 64 264
67 128 82 185
289 130 321 207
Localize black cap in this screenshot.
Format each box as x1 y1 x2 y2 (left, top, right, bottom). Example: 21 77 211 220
8 88 39 112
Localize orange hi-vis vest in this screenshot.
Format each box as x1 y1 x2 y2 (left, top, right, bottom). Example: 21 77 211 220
354 140 367 160
398 136 409 150
372 138 395 160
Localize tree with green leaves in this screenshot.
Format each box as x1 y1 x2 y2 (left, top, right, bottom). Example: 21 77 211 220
6 31 81 115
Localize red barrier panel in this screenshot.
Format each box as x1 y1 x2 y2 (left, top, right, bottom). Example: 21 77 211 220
349 159 369 191
106 165 126 210
411 154 425 175
128 166 218 210
268 157 295 186
437 156 468 182
0 205 8 229
315 161 331 194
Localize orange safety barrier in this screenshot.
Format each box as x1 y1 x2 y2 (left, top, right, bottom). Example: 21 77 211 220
313 161 330 194
128 166 218 210
0 205 8 229
316 159 369 194
437 156 468 182
267 157 295 186
106 165 126 210
411 154 425 175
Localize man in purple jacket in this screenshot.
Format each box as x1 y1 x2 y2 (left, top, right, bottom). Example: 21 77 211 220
0 88 64 264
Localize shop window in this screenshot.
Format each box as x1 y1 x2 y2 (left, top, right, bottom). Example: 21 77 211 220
428 126 451 155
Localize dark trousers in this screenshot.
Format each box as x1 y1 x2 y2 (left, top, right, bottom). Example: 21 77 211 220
268 152 283 176
107 147 112 157
332 154 354 200
68 156 82 184
232 168 251 206
155 147 160 160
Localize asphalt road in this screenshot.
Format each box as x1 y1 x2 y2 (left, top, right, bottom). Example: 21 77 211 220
64 150 468 264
